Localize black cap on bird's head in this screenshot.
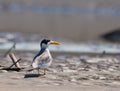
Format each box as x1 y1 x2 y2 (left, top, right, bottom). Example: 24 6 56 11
40 39 61 47
40 39 50 46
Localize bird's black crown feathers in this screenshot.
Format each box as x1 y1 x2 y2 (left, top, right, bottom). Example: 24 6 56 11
40 39 50 46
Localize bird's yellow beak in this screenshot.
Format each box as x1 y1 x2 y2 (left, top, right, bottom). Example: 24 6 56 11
49 40 61 45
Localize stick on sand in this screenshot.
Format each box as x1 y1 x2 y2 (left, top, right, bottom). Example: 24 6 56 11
9 53 20 68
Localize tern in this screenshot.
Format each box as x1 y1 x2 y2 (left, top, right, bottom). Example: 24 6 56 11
32 39 61 76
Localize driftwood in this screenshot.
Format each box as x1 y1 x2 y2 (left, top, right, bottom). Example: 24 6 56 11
0 54 32 72
9 58 21 68
0 43 24 71
0 64 5 67
4 42 16 57
9 53 20 68
1 42 33 72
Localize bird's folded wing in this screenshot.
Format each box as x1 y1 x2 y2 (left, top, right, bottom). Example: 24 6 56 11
35 50 51 64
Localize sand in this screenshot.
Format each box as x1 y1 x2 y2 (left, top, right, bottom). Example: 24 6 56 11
0 86 120 91
0 51 120 91
0 1 120 90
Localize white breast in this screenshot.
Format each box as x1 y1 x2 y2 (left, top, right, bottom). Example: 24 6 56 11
32 48 52 69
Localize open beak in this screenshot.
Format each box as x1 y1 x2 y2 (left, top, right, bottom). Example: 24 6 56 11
49 40 61 45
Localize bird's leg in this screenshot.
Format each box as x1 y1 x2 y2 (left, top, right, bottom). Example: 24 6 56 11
38 69 40 75
44 69 46 76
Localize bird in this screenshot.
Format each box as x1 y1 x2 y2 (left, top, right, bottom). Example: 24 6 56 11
32 39 61 76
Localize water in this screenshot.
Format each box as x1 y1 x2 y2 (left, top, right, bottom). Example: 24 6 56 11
0 3 120 16
0 32 120 53
0 42 120 53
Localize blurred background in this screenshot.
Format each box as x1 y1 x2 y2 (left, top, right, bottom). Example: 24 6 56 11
0 0 120 53
0 0 120 41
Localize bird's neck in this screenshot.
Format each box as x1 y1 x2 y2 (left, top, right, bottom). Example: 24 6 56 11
39 43 50 54
38 46 46 55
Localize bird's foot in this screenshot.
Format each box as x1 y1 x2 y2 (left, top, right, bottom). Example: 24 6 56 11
43 69 47 76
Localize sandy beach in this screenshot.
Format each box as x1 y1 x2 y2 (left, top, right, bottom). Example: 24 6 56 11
0 86 120 91
0 32 119 91
0 0 120 90
0 50 120 91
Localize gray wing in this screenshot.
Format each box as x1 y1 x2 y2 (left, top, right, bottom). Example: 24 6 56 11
34 50 52 65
